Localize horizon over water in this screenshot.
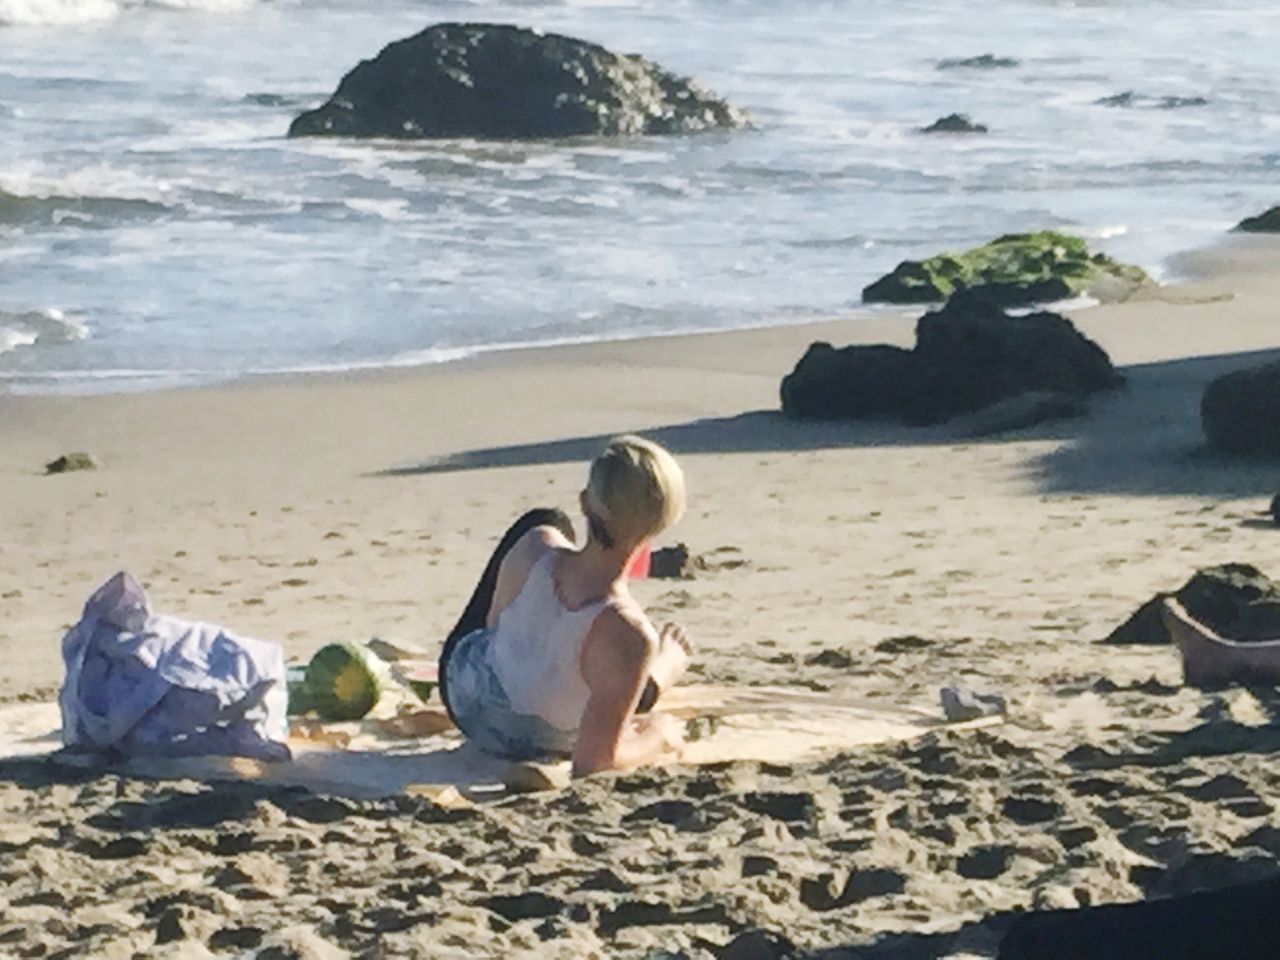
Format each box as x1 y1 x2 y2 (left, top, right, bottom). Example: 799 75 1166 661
1 0 1277 394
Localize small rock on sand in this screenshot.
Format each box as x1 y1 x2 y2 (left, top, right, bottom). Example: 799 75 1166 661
45 452 99 474
649 543 695 579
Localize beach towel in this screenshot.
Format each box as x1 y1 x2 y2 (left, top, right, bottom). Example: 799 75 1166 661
4 682 1003 799
58 572 289 761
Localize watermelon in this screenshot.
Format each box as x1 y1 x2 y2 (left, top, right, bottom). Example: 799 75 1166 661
396 663 438 705
286 665 314 715
304 643 385 721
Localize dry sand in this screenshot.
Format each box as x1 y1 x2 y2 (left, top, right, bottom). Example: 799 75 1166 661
2 235 1280 958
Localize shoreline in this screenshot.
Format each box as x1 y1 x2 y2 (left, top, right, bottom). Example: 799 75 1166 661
0 304 913 400
2 232 1275 402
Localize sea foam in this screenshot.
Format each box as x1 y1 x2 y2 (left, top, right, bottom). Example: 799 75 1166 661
0 0 256 26
0 308 89 357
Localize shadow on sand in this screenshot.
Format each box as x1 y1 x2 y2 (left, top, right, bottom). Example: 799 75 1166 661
375 348 1280 500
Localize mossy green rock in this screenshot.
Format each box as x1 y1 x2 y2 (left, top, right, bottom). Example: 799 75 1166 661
862 231 1150 306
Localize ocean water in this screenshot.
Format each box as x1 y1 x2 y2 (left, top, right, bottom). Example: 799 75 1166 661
1 0 1277 393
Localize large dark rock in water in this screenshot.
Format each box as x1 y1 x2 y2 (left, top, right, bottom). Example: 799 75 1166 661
920 113 988 134
1104 563 1280 645
1201 359 1280 457
862 231 1150 307
936 53 1019 70
1094 91 1209 110
780 289 1121 424
999 876 1280 960
1234 205 1280 233
289 23 747 140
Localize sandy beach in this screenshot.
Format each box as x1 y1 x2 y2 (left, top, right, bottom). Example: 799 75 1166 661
3 235 1280 958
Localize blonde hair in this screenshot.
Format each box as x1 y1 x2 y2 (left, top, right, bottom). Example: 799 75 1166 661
583 435 685 549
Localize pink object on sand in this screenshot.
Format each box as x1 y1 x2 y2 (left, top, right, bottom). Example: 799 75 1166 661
626 542 652 579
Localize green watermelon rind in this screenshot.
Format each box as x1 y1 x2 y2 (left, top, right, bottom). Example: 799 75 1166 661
407 679 437 704
304 642 384 721
286 680 315 716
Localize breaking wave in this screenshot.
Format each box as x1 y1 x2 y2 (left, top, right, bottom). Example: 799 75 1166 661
0 187 172 227
0 0 258 27
0 308 89 357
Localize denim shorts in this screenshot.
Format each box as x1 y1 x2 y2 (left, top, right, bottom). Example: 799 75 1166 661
442 627 575 761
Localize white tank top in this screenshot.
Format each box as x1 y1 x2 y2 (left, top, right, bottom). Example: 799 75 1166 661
488 552 609 733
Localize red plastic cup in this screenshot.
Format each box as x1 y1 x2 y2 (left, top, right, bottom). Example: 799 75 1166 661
626 541 652 579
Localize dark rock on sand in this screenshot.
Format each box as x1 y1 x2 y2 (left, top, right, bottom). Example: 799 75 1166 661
782 289 1119 425
1202 359 1280 457
937 53 1019 70
911 293 1121 419
779 343 918 421
920 113 988 134
999 876 1280 960
648 543 747 578
862 231 1149 306
289 23 747 140
1104 595 1172 646
45 452 99 474
1095 91 1209 109
1270 493 1280 526
1104 563 1280 645
649 543 695 579
1235 206 1280 233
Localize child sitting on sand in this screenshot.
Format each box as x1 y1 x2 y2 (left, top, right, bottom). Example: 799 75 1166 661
441 435 693 777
